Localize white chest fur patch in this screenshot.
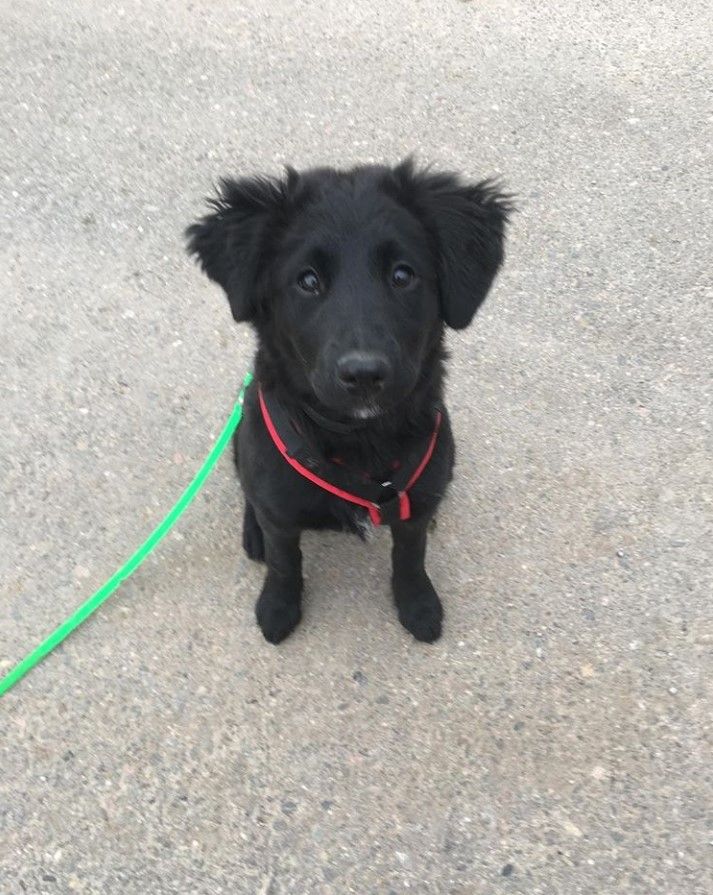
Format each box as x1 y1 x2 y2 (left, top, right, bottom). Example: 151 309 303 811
354 514 376 541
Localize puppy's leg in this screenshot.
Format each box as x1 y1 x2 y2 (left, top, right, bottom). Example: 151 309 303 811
254 513 303 644
390 517 443 643
242 501 265 562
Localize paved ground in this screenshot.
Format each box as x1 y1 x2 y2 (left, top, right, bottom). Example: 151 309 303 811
1 1 711 892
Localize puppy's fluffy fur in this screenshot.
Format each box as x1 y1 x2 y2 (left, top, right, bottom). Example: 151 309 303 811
187 160 511 643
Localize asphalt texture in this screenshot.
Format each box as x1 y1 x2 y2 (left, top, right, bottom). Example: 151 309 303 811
1 1 712 893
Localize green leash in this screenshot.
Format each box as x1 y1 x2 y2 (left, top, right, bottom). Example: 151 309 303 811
0 371 253 699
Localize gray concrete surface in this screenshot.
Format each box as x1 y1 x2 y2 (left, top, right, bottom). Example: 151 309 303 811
1 0 711 892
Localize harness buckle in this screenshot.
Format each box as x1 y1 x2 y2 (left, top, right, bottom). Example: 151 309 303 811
374 489 410 525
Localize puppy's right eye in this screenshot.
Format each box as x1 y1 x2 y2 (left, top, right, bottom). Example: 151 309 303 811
391 264 416 289
297 269 321 295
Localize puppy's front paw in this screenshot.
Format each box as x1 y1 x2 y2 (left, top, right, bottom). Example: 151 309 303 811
394 577 443 643
255 579 302 644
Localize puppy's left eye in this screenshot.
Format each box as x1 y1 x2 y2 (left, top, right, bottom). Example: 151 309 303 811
391 264 416 288
297 269 321 295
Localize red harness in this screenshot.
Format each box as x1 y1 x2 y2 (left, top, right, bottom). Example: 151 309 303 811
258 387 442 525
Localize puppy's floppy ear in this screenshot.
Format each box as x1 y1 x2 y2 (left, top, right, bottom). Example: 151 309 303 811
185 171 296 322
393 159 513 330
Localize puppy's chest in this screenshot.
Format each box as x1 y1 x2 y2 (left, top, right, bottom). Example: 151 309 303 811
328 496 377 540
299 449 389 536
324 442 400 484
307 452 402 537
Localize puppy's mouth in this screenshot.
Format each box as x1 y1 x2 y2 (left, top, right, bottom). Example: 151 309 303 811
309 373 388 423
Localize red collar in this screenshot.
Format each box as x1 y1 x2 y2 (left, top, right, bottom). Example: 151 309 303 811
258 387 442 525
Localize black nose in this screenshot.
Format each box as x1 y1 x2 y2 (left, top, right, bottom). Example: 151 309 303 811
337 352 390 393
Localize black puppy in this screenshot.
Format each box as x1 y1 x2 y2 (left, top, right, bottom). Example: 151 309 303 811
187 160 510 644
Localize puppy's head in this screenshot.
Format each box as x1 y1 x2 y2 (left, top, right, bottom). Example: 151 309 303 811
187 160 511 418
